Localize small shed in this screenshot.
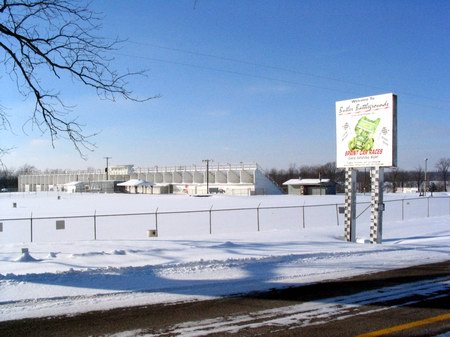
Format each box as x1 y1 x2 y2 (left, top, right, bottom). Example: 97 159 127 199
63 181 85 193
117 179 154 194
283 178 336 195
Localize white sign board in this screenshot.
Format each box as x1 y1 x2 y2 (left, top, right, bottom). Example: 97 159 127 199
336 93 397 168
109 165 134 175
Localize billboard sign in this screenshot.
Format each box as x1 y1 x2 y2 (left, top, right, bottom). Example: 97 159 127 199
336 93 397 168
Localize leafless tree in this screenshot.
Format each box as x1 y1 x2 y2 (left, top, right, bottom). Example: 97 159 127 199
0 165 16 188
319 161 344 184
385 167 401 193
299 164 317 179
16 163 38 175
435 158 450 192
413 166 424 193
0 0 156 158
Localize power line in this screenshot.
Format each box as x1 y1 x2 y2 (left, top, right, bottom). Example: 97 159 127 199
126 40 450 105
114 51 449 113
114 51 369 96
128 41 374 88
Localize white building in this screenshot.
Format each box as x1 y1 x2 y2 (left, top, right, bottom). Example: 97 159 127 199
18 163 283 196
283 178 336 195
117 179 154 194
63 181 86 193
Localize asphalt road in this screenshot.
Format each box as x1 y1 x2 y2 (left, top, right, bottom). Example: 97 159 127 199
1 260 450 337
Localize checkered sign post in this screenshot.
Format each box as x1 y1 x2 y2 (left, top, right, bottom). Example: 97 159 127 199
370 167 384 244
344 168 356 242
336 93 397 244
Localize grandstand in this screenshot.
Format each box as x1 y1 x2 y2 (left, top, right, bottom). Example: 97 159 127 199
18 163 283 195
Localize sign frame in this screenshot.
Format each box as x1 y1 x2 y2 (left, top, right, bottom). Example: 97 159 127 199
336 93 397 169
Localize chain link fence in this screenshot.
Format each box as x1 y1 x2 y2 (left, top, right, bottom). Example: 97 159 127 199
0 196 449 243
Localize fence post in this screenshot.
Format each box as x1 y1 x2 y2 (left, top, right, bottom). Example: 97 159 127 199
302 205 305 229
30 212 33 243
155 207 159 233
209 205 213 234
257 203 261 232
335 204 339 226
402 198 405 221
93 210 97 240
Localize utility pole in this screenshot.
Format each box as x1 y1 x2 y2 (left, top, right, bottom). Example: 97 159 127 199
202 159 213 194
104 156 112 181
424 158 428 196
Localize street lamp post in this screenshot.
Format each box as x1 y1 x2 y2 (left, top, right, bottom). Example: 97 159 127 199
202 159 213 194
424 158 428 197
319 171 322 195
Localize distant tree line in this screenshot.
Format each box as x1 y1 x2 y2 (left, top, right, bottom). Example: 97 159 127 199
268 158 450 193
0 164 38 191
0 164 104 191
1 158 449 193
268 162 345 192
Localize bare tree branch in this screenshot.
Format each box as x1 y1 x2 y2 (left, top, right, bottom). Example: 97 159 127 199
0 0 157 157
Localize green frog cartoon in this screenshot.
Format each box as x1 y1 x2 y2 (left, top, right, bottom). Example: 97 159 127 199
348 117 380 151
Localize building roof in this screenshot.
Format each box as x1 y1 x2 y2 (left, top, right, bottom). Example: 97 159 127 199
117 179 154 187
64 181 84 186
283 178 331 186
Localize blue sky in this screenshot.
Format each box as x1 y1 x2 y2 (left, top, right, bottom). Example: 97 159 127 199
1 0 449 171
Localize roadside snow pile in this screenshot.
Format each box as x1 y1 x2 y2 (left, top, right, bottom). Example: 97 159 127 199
0 193 450 321
13 249 40 263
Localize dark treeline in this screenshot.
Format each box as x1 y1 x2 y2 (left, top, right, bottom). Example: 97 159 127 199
0 164 38 191
1 158 449 193
268 162 344 191
268 158 450 193
0 169 18 191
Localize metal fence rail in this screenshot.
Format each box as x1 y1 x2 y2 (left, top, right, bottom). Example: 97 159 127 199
0 196 449 243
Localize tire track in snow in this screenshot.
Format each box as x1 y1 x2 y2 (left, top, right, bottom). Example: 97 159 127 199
135 276 450 337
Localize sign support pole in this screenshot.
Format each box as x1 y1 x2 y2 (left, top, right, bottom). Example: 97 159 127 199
370 167 384 244
344 168 356 242
336 93 396 245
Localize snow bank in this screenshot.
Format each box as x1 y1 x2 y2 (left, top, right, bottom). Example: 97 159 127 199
0 192 449 321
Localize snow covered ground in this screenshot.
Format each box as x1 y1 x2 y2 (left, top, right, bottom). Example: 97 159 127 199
0 192 449 322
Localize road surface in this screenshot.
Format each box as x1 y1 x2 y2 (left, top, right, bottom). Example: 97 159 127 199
1 260 449 337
